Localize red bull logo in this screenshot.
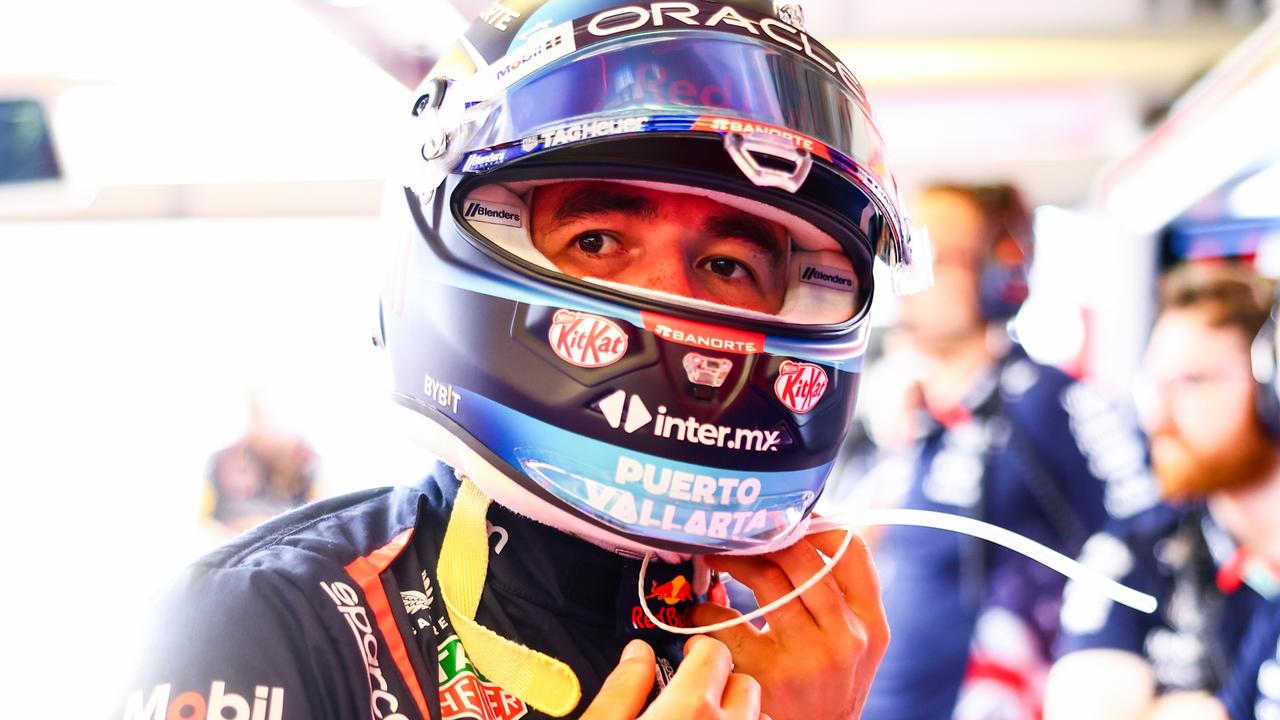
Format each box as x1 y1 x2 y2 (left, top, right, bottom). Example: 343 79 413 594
774 360 829 414
645 575 692 606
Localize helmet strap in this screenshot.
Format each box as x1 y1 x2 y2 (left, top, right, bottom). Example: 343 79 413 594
437 474 582 716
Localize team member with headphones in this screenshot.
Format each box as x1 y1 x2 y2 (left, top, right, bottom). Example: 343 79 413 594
1045 263 1280 720
840 183 1157 720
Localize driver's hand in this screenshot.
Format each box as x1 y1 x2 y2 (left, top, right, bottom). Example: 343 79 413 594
1146 691 1229 720
690 530 889 720
581 636 764 720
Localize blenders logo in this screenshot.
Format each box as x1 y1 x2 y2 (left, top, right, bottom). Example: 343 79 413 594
799 265 855 291
774 360 829 414
548 309 629 368
463 200 523 228
580 3 866 102
641 311 764 355
461 149 508 173
124 682 284 720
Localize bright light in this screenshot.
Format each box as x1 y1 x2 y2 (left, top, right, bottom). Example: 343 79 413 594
1229 161 1280 218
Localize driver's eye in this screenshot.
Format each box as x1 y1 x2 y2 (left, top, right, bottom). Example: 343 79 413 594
574 232 621 255
703 257 750 280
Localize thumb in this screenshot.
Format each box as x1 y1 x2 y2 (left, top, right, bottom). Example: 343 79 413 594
579 639 657 720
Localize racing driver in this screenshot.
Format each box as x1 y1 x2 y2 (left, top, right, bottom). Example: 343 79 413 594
118 1 931 718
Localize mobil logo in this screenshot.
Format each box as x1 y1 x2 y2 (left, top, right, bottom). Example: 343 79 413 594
124 682 284 720
548 309 629 368
774 360 829 414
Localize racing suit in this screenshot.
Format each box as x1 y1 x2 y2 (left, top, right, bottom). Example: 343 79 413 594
1059 504 1280 720
117 462 697 720
852 345 1157 720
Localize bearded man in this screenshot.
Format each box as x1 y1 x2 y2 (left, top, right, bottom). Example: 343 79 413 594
1045 263 1280 720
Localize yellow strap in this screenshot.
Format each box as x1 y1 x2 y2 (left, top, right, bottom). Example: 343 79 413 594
437 475 583 716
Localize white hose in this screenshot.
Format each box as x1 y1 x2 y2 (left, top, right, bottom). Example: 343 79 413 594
638 508 1157 635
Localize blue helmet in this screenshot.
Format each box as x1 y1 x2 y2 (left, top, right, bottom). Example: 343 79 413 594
379 0 929 557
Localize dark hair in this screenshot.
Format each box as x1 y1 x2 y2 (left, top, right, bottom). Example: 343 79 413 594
924 182 1034 262
1158 263 1273 339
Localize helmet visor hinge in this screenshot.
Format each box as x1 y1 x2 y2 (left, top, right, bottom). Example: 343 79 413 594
724 131 813 194
416 77 452 161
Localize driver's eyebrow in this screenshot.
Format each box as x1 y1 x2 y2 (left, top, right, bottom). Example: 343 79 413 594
550 183 658 227
704 212 786 264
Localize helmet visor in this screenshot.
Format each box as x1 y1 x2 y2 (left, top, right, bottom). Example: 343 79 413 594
455 28 898 217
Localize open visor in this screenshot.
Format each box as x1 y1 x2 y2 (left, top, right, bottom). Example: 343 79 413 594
457 177 869 326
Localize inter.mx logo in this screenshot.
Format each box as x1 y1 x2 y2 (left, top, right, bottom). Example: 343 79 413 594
596 389 782 452
124 681 283 720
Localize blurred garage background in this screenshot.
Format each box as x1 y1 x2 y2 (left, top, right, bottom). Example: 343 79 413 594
3 0 1279 714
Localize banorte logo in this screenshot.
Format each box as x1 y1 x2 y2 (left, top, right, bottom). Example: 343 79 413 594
547 309 629 368
123 682 284 720
774 360 829 414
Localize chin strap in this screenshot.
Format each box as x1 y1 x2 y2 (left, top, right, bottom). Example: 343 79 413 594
437 475 582 716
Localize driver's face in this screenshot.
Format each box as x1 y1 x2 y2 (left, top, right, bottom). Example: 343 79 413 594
529 181 791 315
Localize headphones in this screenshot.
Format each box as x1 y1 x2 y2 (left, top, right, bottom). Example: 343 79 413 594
970 184 1033 322
1250 284 1280 438
980 228 1032 322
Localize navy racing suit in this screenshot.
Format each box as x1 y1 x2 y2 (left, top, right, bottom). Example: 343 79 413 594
1058 504 1280 720
847 345 1158 720
118 463 698 720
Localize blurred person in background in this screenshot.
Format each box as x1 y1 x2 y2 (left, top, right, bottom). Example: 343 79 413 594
115 1 910 718
201 390 318 537
1045 264 1280 720
849 183 1157 720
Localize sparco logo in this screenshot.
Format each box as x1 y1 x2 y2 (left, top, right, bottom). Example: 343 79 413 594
548 309 629 368
124 682 284 720
463 200 522 228
321 580 411 720
800 265 855 291
774 360 829 414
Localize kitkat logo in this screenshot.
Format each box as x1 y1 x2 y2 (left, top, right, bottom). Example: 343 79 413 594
548 309 629 368
774 360 829 414
641 312 764 355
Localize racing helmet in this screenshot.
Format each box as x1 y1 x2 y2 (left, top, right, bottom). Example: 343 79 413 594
380 0 931 558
